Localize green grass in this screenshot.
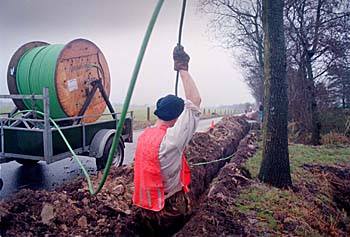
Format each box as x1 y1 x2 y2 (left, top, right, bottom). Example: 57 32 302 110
244 143 350 178
0 105 14 118
244 146 262 178
133 108 157 121
114 106 157 122
232 182 324 236
0 105 13 113
235 143 350 236
233 185 304 234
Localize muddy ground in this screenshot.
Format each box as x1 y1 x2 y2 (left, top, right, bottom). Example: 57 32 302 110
1 114 349 236
175 132 258 236
0 116 251 236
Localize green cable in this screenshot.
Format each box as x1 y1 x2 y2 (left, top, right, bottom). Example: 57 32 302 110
189 153 235 167
12 0 165 195
175 0 187 96
12 110 96 192
99 0 165 195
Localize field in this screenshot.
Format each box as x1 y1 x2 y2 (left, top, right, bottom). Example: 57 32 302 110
0 101 239 124
117 106 239 121
0 101 14 116
115 105 240 129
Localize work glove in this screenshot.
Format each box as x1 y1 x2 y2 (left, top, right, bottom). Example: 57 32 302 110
173 45 190 71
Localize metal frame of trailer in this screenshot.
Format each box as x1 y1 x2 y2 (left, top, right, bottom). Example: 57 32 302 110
0 88 133 166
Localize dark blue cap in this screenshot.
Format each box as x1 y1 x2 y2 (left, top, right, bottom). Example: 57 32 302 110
154 94 185 121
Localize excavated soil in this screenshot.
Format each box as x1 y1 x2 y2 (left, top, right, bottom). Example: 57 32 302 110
0 116 252 236
175 132 258 236
2 114 349 236
302 164 350 215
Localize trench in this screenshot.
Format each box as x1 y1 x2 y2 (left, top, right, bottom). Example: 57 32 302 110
175 131 258 236
303 164 350 215
121 116 253 236
0 115 256 236
331 171 350 214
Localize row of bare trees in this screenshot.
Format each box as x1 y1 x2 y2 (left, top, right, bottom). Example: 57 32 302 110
199 0 350 145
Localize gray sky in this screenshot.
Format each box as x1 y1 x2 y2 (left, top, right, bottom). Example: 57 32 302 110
0 0 254 106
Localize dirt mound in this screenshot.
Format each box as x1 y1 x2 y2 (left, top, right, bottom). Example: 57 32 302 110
0 116 250 236
0 166 135 236
187 116 249 202
175 132 258 236
303 164 350 215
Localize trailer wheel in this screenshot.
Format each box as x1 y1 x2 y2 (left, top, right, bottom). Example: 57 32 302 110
96 136 124 171
15 159 39 166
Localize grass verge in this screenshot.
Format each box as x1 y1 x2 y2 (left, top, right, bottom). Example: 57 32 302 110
235 143 350 236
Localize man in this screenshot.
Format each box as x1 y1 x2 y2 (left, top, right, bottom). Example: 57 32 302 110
133 45 201 235
258 101 264 123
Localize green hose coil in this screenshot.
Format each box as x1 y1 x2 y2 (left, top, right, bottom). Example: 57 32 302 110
16 44 66 118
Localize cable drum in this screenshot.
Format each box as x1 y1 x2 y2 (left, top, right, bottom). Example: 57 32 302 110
7 39 111 123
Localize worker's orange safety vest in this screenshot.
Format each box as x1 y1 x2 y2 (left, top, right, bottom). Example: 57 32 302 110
133 125 191 211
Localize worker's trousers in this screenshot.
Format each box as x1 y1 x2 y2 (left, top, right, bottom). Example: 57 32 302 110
139 190 192 237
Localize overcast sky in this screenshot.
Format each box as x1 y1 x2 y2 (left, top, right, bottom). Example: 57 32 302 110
0 0 254 106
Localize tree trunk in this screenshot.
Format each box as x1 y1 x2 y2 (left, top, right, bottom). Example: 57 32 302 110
258 0 292 188
305 53 321 145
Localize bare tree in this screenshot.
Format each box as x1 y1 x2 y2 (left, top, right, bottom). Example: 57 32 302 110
284 0 350 145
200 0 350 146
287 66 313 137
327 65 350 108
258 0 292 188
199 0 265 102
325 11 350 108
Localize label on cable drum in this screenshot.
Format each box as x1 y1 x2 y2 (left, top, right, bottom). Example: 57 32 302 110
68 79 78 92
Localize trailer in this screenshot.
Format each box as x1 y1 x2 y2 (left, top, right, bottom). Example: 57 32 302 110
1 39 134 171
0 87 133 171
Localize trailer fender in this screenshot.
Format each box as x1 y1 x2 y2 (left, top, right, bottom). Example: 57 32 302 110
89 129 124 158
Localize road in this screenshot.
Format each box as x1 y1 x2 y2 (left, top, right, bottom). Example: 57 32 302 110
0 117 222 200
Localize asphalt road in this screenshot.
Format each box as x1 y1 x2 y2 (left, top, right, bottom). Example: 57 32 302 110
0 117 222 200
